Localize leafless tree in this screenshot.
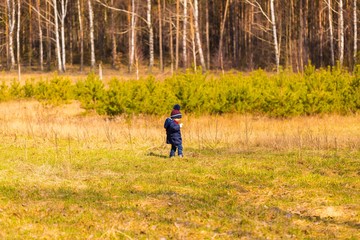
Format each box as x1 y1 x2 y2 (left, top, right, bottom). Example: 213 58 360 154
147 0 154 72
128 0 136 73
183 0 188 69
88 0 95 69
60 0 69 71
354 0 357 65
326 0 335 66
78 0 84 71
218 0 230 73
338 0 344 66
6 0 16 69
192 0 206 72
245 0 280 72
53 0 63 72
36 0 44 71
16 0 20 79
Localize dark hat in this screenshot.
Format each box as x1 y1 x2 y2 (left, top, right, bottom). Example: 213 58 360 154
171 109 182 119
173 104 181 110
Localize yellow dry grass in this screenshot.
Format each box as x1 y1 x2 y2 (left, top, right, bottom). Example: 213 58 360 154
0 100 358 152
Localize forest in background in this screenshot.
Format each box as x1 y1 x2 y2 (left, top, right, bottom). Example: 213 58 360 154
0 0 359 74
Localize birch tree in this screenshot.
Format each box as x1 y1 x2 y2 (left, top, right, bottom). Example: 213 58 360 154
327 0 335 66
28 1 33 66
338 0 344 66
6 0 16 70
16 0 20 79
245 0 280 72
169 13 174 74
175 0 180 70
128 0 136 73
157 0 163 72
218 0 230 72
147 0 154 72
205 0 210 69
111 0 117 69
53 0 63 72
88 0 95 69
78 0 84 71
354 0 357 65
36 0 44 71
44 1 50 70
270 0 280 72
60 0 69 71
189 8 196 70
183 0 188 69
193 0 206 72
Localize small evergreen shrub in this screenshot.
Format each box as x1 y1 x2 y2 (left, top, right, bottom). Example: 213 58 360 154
0 66 359 117
74 73 106 114
0 81 10 102
34 76 73 104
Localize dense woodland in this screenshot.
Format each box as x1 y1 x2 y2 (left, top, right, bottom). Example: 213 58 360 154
0 0 359 73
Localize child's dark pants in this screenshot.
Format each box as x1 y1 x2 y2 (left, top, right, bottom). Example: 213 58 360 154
170 144 183 157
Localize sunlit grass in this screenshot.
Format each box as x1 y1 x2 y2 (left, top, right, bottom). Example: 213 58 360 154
0 101 359 239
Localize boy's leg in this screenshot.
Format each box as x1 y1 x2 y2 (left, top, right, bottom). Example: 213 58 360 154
170 145 177 157
178 144 183 157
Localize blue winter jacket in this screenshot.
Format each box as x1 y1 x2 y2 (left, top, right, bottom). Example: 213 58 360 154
164 118 182 145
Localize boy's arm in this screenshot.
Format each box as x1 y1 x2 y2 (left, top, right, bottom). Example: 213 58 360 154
169 120 180 131
164 118 172 128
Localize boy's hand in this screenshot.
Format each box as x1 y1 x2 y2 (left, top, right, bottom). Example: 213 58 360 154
179 123 183 128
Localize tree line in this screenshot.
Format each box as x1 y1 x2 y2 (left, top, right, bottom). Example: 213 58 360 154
0 0 359 74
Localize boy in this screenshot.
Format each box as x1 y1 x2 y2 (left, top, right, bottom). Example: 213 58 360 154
164 104 183 158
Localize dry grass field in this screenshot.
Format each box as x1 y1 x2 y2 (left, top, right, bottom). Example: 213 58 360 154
0 100 359 152
0 98 359 238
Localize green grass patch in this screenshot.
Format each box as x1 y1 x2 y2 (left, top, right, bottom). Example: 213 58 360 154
0 137 359 239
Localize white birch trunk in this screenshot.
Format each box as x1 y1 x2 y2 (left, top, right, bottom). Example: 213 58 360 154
46 1 52 70
157 0 163 72
111 0 117 69
88 0 96 69
129 0 136 73
193 0 206 72
354 0 358 65
17 0 20 80
147 0 154 72
78 0 84 71
218 0 230 73
339 0 344 66
245 0 280 71
270 0 280 72
183 0 188 69
7 0 16 69
60 0 69 72
327 0 335 66
175 0 180 70
190 12 196 71
169 15 174 74
37 0 44 71
205 0 210 69
53 0 63 72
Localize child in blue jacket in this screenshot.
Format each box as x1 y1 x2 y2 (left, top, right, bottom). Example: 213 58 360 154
164 104 183 158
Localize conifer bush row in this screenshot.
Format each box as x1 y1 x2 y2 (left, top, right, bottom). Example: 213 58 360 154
0 66 359 117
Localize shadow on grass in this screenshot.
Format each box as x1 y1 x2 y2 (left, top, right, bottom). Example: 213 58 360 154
147 152 169 159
